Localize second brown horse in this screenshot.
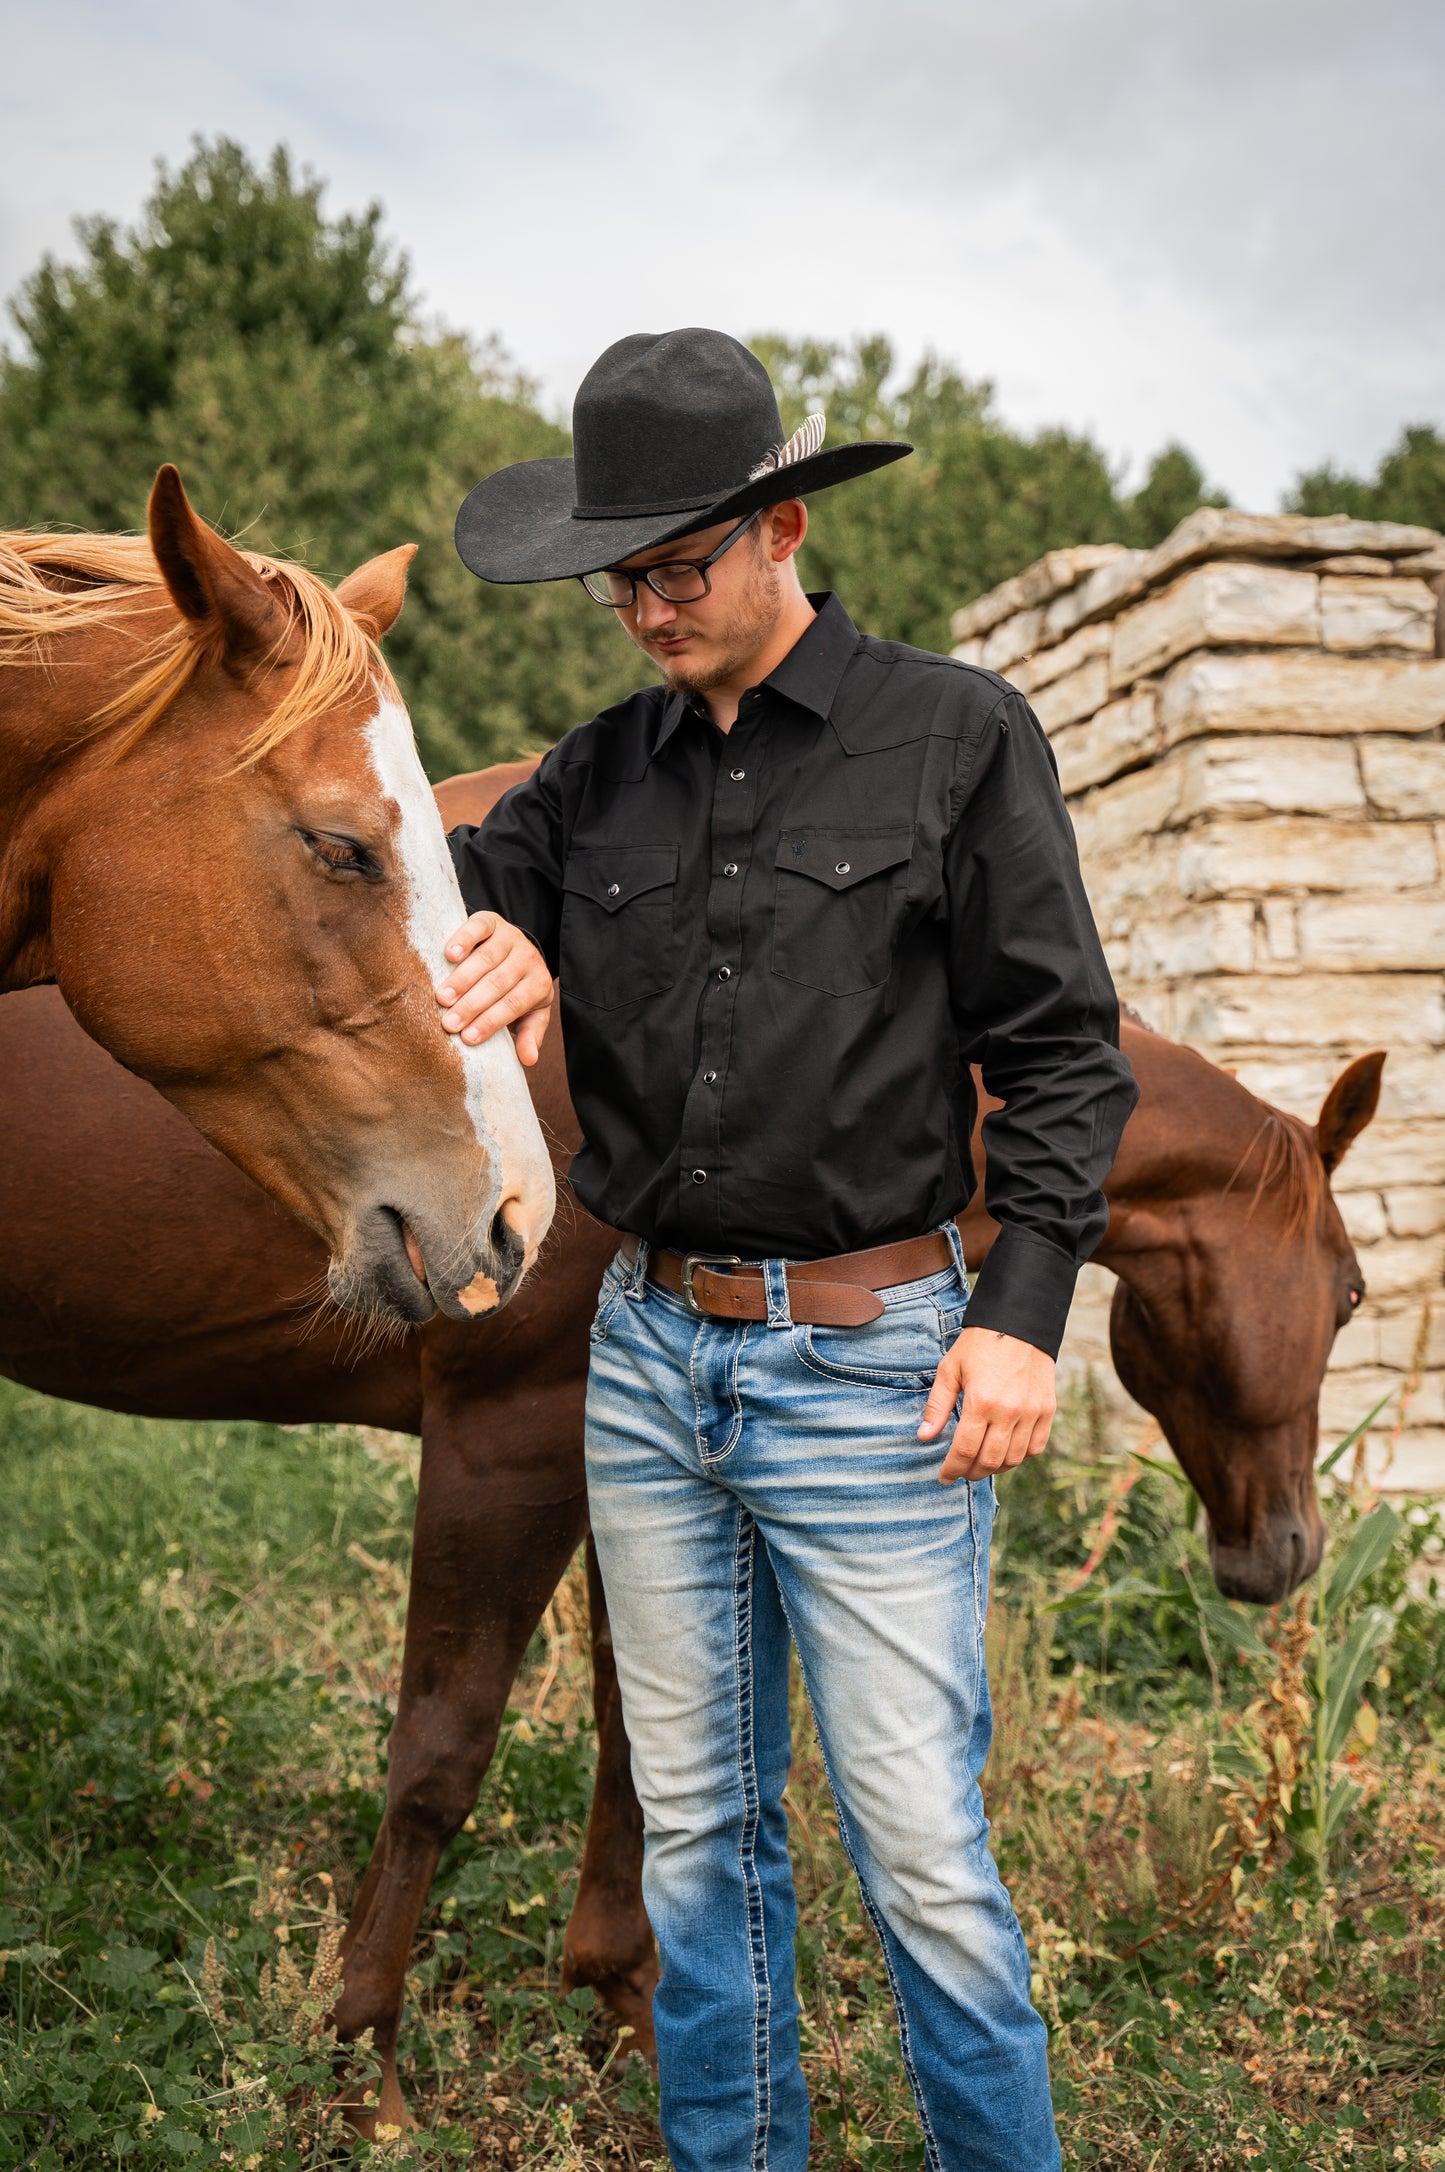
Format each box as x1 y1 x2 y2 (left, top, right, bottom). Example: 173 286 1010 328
0 765 1382 2129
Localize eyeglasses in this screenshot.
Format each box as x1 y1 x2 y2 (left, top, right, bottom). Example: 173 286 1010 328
579 512 760 608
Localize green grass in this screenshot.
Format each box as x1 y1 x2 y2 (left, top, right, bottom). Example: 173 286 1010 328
0 1378 1441 2168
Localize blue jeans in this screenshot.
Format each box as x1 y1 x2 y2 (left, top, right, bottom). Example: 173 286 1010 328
584 1234 1059 2172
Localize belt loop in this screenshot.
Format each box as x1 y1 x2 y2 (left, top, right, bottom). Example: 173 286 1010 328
624 1238 650 1300
941 1218 971 1291
761 1257 793 1330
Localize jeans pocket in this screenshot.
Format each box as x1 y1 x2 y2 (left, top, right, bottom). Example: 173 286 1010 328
792 1303 941 1391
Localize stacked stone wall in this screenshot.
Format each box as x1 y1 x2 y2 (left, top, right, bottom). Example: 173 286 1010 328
951 510 1445 1489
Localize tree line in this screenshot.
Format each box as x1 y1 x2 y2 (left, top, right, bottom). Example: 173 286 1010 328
3 139 1441 779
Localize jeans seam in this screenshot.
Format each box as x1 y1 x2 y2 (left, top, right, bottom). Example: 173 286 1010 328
701 1323 751 1469
731 1510 772 2172
772 1580 944 2172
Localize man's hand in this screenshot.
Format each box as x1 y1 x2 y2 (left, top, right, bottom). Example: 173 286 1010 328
917 1326 1057 1485
435 912 554 1067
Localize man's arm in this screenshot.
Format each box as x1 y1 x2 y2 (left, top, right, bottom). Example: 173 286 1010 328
436 753 565 1065
920 688 1139 1483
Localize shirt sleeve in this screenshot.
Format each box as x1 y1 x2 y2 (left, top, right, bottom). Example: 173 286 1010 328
446 749 565 976
945 689 1139 1358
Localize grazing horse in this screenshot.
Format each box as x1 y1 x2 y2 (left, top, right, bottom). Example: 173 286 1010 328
0 474 553 1322
0 762 1381 2130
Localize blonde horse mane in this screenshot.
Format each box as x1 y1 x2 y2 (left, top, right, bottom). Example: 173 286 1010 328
0 528 397 764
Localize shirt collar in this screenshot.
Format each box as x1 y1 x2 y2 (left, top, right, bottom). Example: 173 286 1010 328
652 593 860 757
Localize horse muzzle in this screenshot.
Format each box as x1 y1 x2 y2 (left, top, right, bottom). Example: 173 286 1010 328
328 1202 526 1326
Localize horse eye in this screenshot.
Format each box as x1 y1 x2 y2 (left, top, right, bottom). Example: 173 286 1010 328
299 829 379 879
1349 1284 1364 1309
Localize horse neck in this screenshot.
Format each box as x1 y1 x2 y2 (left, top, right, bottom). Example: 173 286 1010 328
1096 1028 1313 1269
0 595 169 992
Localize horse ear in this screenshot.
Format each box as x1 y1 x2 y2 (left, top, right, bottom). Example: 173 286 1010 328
1315 1050 1387 1175
335 544 417 639
147 465 287 665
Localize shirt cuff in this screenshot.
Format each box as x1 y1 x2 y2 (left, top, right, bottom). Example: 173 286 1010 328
962 1223 1080 1360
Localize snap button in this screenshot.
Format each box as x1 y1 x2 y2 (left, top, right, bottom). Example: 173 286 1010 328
723 862 738 877
730 767 746 781
606 882 621 897
691 1168 707 1183
835 861 851 875
717 965 732 981
703 1069 717 1084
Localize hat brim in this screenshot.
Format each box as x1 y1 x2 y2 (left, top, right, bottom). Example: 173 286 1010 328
453 443 914 585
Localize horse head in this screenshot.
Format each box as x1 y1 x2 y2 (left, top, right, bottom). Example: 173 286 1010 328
2 467 554 1326
1105 1033 1383 1604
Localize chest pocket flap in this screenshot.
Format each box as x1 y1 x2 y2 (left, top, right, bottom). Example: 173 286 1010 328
774 828 913 891
563 844 678 913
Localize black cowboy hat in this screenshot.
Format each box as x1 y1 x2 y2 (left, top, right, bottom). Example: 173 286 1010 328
454 327 913 585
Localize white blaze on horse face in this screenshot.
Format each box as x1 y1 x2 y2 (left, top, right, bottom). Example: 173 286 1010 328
362 694 555 1279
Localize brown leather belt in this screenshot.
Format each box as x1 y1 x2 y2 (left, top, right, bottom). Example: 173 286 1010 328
619 1230 954 1328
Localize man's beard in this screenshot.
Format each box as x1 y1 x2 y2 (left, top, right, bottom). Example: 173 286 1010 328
643 554 783 693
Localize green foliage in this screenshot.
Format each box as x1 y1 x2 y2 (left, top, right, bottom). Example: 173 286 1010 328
1288 423 1445 532
752 335 1228 653
2 1376 1441 2168
0 137 645 778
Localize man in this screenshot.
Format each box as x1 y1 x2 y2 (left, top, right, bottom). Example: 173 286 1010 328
437 327 1137 2172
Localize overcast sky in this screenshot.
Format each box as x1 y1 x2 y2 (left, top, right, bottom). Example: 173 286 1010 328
4 0 1441 509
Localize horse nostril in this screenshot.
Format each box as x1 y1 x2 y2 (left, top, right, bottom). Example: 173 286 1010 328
490 1208 524 1282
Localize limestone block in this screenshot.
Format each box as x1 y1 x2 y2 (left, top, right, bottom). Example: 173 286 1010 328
1320 1367 1445 1435
1111 564 1321 689
1013 620 1112 697
950 637 985 667
1385 1186 1445 1237
959 511 1442 658
1320 576 1437 655
1296 895 1445 972
1031 652 1111 733
949 544 1132 644
1330 1229 1445 1298
1336 1189 1388 1244
1050 689 1160 796
1174 736 1363 824
1327 1309 1381 1369
1360 739 1445 819
1361 1430 1445 1493
1128 902 1255 980
1260 898 1299 965
1179 973 1445 1052
1375 1052 1445 1121
1041 553 1151 645
1311 556 1398 576
1177 817 1437 897
1158 651 1445 742
1376 1302 1445 1370
981 607 1044 674
1070 764 1183 865
1331 1119 1445 1189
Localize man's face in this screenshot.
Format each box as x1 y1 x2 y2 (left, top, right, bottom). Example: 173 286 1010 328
609 508 794 695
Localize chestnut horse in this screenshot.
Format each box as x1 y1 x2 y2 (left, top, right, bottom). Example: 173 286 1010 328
0 759 1383 2129
0 473 553 1322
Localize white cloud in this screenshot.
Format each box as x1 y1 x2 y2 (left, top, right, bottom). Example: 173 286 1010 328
1 0 1440 508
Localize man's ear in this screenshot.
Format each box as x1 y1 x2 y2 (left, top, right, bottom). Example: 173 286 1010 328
766 497 808 563
147 465 289 667
335 544 418 639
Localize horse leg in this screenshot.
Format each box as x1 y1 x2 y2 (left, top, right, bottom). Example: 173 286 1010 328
559 1535 658 2058
333 1365 588 2131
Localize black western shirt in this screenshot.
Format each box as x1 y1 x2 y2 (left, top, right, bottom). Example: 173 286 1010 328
448 593 1138 1358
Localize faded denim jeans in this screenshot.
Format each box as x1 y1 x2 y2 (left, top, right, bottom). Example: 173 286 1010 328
584 1231 1059 2172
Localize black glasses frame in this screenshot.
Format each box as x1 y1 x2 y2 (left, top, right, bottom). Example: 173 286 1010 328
578 512 761 609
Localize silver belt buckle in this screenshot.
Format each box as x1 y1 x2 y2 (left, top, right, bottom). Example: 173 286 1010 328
680 1252 742 1315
